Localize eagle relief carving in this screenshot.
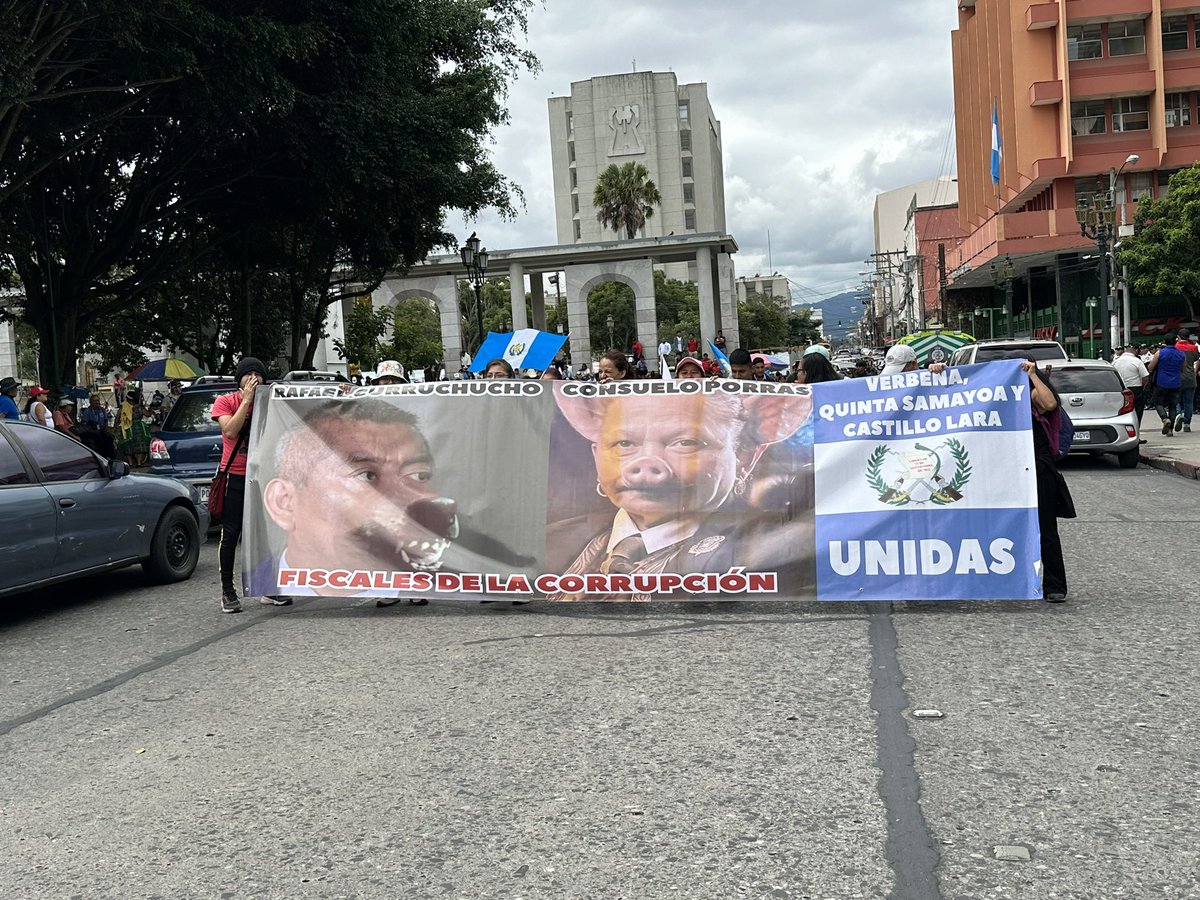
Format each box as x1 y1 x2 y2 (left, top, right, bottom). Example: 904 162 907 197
609 103 645 156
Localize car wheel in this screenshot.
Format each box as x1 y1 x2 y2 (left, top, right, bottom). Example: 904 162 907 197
143 506 200 583
1117 447 1140 469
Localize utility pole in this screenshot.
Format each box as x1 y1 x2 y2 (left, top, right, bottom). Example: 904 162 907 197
937 244 948 327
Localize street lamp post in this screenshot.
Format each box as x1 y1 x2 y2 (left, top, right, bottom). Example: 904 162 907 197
606 314 614 350
1085 297 1099 358
1074 156 1137 358
459 233 489 353
549 273 564 334
990 256 1015 339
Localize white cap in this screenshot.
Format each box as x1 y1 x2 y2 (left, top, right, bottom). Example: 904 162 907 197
376 360 405 380
881 344 918 374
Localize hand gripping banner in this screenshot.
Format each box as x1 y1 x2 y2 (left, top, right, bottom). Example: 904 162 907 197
241 361 1041 602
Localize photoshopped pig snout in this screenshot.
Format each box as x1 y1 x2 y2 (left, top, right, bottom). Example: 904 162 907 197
408 496 459 540
622 454 674 488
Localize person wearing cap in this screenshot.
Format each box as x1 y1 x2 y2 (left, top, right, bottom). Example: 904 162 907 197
881 344 919 375
0 376 22 420
24 386 53 427
373 359 408 386
212 357 291 613
52 397 78 435
162 380 183 414
673 356 705 379
1173 329 1198 432
796 345 842 384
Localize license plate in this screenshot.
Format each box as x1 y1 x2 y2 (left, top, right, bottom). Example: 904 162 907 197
1074 431 1091 442
198 485 210 503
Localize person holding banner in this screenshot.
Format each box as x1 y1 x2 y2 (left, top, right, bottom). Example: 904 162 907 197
546 388 814 600
483 359 516 379
597 350 630 383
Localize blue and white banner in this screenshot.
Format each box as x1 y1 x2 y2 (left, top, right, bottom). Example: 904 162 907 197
469 328 567 373
990 99 1002 185
241 366 1042 602
811 360 1040 600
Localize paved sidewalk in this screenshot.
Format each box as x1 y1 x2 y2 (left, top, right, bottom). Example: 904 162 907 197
1137 407 1200 480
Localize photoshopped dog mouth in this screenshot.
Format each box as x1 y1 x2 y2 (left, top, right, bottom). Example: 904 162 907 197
358 497 459 572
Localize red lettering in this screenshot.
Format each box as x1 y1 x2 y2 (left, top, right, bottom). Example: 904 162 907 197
436 574 461 591
309 569 327 588
747 573 777 593
460 574 482 592
329 571 348 589
534 574 559 593
584 574 608 593
279 569 299 587
606 574 633 594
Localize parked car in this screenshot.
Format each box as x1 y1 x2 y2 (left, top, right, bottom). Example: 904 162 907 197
949 339 1070 368
1047 361 1140 468
149 381 234 504
1 420 207 597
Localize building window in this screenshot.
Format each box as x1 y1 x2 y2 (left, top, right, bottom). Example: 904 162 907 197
683 184 694 204
1130 172 1153 203
1159 169 1182 196
571 194 579 214
1108 20 1146 57
680 130 692 152
573 220 581 241
1070 100 1106 136
681 158 693 179
569 169 577 189
1163 16 1189 51
1113 96 1149 132
684 210 696 231
1166 92 1191 128
1067 24 1102 60
678 101 690 125
566 111 573 138
1074 177 1103 209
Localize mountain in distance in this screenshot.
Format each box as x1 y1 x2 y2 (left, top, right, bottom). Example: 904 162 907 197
792 290 867 344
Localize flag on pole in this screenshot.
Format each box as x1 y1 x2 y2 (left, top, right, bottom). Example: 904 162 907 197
468 328 568 374
990 100 1002 186
708 340 732 378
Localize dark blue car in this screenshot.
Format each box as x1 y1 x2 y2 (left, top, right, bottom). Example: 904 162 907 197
149 380 236 506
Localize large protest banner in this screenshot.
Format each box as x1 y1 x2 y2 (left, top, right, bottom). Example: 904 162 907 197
241 361 1042 602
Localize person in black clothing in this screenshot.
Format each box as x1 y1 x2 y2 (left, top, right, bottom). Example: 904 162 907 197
1019 357 1075 603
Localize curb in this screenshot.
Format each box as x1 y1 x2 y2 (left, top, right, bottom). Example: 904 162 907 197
1139 450 1200 480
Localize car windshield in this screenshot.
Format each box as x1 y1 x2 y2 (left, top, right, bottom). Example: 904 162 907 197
976 345 1065 363
1050 368 1125 393
161 391 223 433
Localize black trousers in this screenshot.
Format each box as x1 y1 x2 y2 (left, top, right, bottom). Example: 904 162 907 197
1035 458 1067 596
218 474 246 594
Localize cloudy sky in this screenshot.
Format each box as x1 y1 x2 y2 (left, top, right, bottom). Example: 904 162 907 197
449 0 963 303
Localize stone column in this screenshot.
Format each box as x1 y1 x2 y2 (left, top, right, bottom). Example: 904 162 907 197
530 274 546 331
509 262 528 331
696 246 719 351
564 269 592 374
0 320 17 379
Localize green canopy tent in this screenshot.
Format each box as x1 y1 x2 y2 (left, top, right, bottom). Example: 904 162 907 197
897 329 975 366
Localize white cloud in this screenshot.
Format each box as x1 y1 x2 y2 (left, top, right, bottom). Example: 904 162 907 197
449 0 960 299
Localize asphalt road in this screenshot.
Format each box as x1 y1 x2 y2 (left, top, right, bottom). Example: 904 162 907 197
2 455 1198 900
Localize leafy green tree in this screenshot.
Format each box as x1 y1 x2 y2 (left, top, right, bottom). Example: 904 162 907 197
458 279 528 355
586 281 637 355
1117 164 1200 320
593 162 662 239
738 295 790 350
788 308 822 346
385 298 443 370
334 298 392 372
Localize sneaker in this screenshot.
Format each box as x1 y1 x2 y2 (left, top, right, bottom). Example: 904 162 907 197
1044 591 1067 603
1185 425 1192 433
260 595 293 606
375 598 401 608
1174 413 1184 432
221 590 242 614
1163 419 1174 435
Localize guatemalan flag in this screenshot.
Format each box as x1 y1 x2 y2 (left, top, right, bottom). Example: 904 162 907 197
468 328 568 374
990 100 1002 185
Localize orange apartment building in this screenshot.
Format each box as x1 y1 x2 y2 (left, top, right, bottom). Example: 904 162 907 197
949 0 1200 352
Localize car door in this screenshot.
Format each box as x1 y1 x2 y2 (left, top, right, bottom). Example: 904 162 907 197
0 427 57 593
14 424 145 575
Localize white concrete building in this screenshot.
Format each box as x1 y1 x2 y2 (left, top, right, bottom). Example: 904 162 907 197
549 72 727 285
735 274 791 307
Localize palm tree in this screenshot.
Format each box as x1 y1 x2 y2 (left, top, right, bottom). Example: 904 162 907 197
592 162 662 240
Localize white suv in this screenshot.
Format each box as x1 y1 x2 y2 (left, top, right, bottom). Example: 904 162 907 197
949 339 1070 368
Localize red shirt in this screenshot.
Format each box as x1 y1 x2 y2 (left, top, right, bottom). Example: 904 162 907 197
687 338 699 353
211 391 251 476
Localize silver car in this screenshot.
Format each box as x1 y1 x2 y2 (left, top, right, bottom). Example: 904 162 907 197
1044 361 1140 468
1 420 209 598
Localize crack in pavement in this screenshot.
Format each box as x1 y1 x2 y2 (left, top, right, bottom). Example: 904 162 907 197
869 602 942 900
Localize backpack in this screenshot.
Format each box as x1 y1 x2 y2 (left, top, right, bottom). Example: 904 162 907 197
1055 408 1074 460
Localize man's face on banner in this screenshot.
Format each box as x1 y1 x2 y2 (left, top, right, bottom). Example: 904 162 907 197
266 419 457 571
593 395 740 530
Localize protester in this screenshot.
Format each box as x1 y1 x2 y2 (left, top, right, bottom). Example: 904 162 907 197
1174 330 1198 432
52 398 77 435
728 348 754 380
796 346 842 384
1113 345 1150 429
24 386 53 427
674 356 705 379
597 350 630 383
1147 333 1185 435
1 377 23 420
713 330 727 352
657 337 672 375
1018 357 1075 602
213 357 287 613
686 334 699 355
77 393 118 457
881 344 919 375
483 358 515 379
541 364 563 380
374 359 408 385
